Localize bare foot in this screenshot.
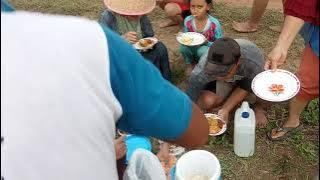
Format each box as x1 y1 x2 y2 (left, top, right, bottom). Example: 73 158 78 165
269 25 282 33
232 21 258 33
159 19 179 28
254 107 268 128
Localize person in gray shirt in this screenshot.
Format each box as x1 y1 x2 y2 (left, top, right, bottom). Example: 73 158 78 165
186 37 269 127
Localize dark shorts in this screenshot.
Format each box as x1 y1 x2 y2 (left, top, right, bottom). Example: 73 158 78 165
203 80 256 103
203 81 217 93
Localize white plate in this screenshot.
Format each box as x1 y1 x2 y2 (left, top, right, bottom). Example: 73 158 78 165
133 37 158 50
176 32 206 46
205 113 227 136
251 69 300 102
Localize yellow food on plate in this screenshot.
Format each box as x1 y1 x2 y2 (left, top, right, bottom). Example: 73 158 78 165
139 38 153 47
207 115 224 134
181 36 193 45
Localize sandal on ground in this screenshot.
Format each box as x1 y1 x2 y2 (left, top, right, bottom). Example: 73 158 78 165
267 124 303 141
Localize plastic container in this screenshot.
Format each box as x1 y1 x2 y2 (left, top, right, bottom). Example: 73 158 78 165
124 135 151 164
233 101 256 157
175 150 221 180
123 149 166 180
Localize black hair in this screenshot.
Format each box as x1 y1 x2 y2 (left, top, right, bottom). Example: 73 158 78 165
207 37 241 66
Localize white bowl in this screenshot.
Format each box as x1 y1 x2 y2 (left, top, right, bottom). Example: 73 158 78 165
205 113 227 136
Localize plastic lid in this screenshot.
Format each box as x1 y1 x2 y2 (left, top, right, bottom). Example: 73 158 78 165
125 135 152 164
241 112 249 118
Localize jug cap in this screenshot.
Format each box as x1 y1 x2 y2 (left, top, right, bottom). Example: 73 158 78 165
241 112 249 118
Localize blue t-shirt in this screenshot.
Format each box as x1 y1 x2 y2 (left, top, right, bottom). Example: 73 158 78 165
299 22 319 57
103 25 192 139
1 0 14 12
1 5 194 180
1 0 193 140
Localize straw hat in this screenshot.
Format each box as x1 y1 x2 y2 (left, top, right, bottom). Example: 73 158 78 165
104 0 156 16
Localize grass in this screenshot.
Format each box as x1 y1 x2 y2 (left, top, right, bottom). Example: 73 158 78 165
7 0 319 179
9 0 104 19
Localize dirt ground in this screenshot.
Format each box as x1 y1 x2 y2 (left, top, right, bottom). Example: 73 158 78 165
146 4 319 180
216 0 283 10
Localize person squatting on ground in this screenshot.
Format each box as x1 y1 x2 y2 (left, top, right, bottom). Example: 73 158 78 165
186 37 270 127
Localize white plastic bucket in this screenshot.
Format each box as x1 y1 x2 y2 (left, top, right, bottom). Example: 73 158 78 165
175 150 221 180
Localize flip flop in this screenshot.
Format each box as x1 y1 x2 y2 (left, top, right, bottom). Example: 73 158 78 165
267 124 303 141
232 21 258 33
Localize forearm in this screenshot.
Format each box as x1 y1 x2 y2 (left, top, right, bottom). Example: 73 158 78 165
275 15 305 50
221 87 248 112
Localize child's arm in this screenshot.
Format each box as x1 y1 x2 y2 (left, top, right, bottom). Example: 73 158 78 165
182 16 191 32
207 17 223 46
213 19 223 39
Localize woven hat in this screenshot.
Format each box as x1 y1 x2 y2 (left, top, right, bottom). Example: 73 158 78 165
104 0 156 16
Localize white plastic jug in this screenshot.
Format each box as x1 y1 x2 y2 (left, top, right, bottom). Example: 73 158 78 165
175 150 221 180
233 101 256 157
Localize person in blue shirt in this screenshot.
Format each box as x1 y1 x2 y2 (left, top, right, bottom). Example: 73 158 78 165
1 1 209 180
1 0 14 11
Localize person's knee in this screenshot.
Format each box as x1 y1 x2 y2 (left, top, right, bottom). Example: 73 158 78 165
156 42 168 54
197 92 220 110
180 45 194 64
180 45 191 55
164 3 180 17
196 46 209 58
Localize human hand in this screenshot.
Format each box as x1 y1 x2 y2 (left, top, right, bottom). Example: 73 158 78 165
114 136 127 160
157 142 170 163
264 45 287 71
217 109 229 124
122 31 138 44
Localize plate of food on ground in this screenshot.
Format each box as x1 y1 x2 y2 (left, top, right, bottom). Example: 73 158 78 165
133 37 158 51
205 113 227 136
176 32 206 46
251 69 300 102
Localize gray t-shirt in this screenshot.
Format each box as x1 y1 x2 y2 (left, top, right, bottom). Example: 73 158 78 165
186 39 265 101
